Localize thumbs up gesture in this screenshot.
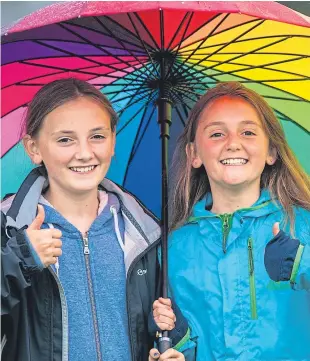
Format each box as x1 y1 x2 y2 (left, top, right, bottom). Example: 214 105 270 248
26 205 62 267
264 221 300 282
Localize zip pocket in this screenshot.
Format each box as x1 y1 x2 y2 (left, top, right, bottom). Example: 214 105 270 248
247 237 258 320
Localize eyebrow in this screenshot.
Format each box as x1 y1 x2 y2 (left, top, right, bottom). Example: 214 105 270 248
205 120 260 128
51 127 111 135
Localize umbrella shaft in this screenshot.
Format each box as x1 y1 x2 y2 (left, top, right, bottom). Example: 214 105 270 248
157 98 172 299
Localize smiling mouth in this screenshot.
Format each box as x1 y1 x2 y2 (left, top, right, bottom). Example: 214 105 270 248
220 158 248 165
69 165 98 173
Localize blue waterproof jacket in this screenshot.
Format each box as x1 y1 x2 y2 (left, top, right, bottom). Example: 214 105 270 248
168 190 310 361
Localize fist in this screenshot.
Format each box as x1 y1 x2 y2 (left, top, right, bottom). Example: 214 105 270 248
26 205 62 267
153 297 176 331
149 348 185 361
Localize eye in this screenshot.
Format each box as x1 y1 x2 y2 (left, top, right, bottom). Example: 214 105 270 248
91 134 105 140
210 132 224 138
243 130 256 136
57 137 73 143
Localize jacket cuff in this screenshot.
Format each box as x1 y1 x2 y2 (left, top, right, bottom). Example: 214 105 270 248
169 300 189 346
23 230 45 270
148 300 189 347
290 244 305 285
264 230 300 282
6 228 44 273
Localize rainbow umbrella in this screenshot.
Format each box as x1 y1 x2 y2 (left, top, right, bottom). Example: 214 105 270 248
2 3 310 338
2 1 309 214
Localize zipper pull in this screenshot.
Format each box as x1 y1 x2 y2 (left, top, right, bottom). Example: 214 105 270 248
82 233 90 255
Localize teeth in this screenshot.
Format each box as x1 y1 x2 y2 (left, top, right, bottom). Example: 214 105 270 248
221 159 247 165
70 166 95 173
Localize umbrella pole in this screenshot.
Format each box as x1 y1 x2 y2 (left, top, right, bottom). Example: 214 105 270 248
157 97 172 353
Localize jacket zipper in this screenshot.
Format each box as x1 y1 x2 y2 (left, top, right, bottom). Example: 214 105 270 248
222 214 231 253
82 232 102 361
247 237 258 320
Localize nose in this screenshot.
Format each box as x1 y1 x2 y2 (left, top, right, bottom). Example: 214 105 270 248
226 134 241 152
75 140 94 161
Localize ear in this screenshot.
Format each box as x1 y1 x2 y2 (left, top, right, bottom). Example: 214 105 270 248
186 142 203 169
266 146 277 166
23 135 43 165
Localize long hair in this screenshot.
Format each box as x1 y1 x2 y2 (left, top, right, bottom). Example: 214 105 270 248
170 82 310 231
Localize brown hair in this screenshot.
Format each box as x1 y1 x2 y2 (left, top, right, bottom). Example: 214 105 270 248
170 81 310 232
24 77 118 137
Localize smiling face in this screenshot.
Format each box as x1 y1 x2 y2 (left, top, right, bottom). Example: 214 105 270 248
190 96 276 193
24 96 115 197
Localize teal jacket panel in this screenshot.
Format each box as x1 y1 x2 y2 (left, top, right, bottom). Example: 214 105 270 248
168 190 310 361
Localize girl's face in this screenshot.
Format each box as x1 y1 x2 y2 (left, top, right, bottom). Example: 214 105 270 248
190 96 276 193
25 97 115 196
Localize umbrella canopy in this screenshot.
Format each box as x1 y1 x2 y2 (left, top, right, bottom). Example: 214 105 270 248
2 1 310 217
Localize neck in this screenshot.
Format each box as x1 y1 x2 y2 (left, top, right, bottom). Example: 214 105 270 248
44 186 99 233
210 183 261 214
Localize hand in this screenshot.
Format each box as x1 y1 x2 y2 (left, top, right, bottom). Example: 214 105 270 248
153 297 176 331
272 222 280 237
26 205 62 267
149 348 185 361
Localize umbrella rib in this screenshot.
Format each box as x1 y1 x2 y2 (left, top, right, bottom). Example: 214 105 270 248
57 23 146 78
175 36 297 87
165 12 193 81
110 88 152 105
166 11 191 51
65 17 147 51
273 108 310 133
172 13 223 55
181 67 310 102
128 13 160 78
116 92 154 135
175 18 266 81
2 69 65 89
178 34 310 54
171 13 231 79
18 59 126 82
171 86 199 105
116 85 154 119
263 95 308 102
125 101 156 175
92 17 152 80
160 8 164 52
29 40 137 88
197 35 292 73
206 55 309 79
174 105 187 127
134 12 160 50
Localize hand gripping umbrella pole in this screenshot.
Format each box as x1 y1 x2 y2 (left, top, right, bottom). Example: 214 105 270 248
157 96 172 353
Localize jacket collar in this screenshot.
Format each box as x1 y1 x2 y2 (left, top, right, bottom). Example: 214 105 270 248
3 167 161 249
192 188 280 220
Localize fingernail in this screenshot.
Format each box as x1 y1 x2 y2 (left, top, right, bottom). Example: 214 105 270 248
153 352 159 357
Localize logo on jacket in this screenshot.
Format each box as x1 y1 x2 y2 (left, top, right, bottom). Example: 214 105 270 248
137 269 147 276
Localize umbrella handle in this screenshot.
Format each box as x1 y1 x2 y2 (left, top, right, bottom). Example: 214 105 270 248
158 332 172 353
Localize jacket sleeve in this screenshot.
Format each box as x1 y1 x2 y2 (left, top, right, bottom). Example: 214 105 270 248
173 326 197 360
1 215 43 316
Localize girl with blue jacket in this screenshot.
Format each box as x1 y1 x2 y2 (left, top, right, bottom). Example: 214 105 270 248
1 78 185 361
167 82 310 360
